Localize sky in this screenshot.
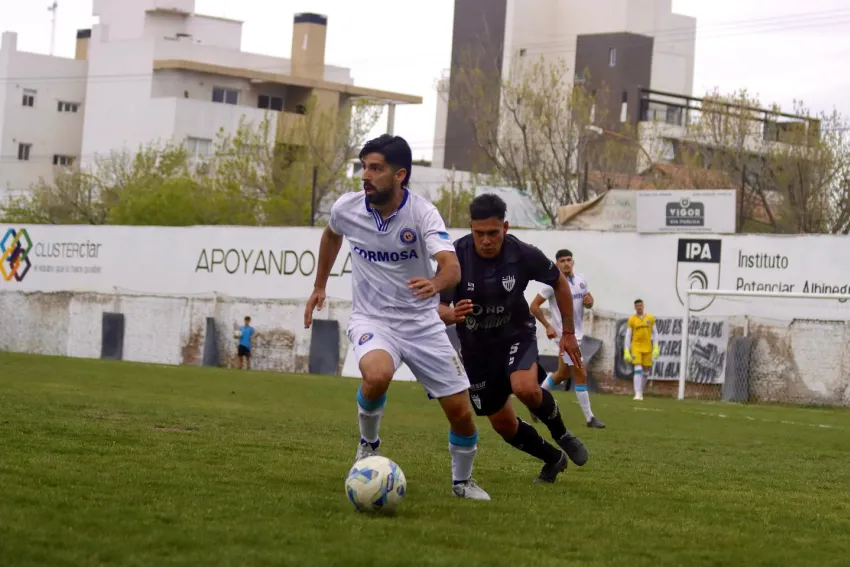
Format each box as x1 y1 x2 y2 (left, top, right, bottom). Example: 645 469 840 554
2 0 850 162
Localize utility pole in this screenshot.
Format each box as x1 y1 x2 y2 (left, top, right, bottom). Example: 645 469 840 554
48 2 58 56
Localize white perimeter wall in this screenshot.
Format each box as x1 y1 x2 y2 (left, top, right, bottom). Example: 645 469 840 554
3 224 850 405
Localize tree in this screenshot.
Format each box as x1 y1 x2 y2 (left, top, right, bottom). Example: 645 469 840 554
432 171 478 228
0 96 383 227
449 54 633 226
671 88 850 233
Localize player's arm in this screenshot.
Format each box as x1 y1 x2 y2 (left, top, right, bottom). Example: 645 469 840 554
431 251 461 293
551 273 576 335
582 276 594 308
438 301 458 326
651 318 660 360
410 208 459 299
524 246 575 334
313 226 343 292
624 322 634 363
304 200 344 328
529 294 551 328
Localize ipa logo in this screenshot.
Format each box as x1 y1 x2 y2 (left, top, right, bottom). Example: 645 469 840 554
675 238 722 312
0 228 33 282
666 197 705 227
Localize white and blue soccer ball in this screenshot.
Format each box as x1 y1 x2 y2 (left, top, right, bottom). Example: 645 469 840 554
345 455 407 513
233 330 242 339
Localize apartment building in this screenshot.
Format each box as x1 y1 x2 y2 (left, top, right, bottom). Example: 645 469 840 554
433 0 697 172
0 0 421 195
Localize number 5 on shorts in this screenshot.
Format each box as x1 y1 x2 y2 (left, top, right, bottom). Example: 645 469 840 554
508 342 519 366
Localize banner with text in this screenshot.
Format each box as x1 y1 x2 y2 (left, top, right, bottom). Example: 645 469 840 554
636 189 737 234
613 316 729 383
4 224 850 322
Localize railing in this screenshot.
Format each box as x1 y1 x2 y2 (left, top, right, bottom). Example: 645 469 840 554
637 88 820 144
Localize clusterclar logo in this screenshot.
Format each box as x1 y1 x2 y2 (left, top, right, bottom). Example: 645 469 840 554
666 198 705 227
1 228 33 282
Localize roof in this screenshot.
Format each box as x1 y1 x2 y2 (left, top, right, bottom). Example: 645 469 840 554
587 163 736 193
152 59 423 105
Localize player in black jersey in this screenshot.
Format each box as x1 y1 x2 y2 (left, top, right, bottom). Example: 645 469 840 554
437 193 589 483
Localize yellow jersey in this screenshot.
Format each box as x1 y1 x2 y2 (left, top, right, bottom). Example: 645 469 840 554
628 313 655 353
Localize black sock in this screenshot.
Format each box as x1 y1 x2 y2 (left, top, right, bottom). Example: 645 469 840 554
529 389 568 440
505 418 563 465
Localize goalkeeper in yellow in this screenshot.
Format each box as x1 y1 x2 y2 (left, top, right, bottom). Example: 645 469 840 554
624 299 660 401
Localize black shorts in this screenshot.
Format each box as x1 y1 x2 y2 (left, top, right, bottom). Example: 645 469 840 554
462 337 548 417
237 345 251 357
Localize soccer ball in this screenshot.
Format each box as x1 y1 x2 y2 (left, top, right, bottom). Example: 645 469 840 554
345 455 407 513
233 330 242 339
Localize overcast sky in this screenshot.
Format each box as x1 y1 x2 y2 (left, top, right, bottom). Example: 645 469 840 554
2 0 849 161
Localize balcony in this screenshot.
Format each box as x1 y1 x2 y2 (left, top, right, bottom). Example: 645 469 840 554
637 88 820 148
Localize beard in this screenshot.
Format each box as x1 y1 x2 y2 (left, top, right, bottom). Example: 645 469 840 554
364 183 393 205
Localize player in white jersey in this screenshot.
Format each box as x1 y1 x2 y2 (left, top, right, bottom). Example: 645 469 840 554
530 249 606 428
303 134 490 501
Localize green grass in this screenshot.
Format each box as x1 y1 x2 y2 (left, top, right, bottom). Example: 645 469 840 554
1 352 849 567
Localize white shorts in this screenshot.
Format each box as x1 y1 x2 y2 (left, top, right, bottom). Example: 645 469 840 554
560 338 584 367
347 319 470 399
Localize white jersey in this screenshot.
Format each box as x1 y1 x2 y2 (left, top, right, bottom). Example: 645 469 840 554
539 273 589 341
328 189 455 334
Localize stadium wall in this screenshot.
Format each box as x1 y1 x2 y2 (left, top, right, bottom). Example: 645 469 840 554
2 224 850 406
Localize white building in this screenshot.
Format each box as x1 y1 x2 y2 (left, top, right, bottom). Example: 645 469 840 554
0 0 421 196
433 0 696 171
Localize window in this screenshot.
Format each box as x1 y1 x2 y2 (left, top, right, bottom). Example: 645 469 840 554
620 91 628 122
17 143 32 161
212 87 239 105
57 101 80 113
22 89 36 107
609 47 617 67
53 155 75 166
185 137 212 157
257 95 284 111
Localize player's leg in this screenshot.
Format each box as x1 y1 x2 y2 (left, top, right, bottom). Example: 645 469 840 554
245 348 251 370
509 340 589 466
540 353 570 392
632 351 646 400
487 398 568 483
349 326 401 463
404 330 489 500
641 352 654 394
567 349 604 427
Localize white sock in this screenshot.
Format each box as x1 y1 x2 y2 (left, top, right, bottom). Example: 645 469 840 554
574 386 594 421
540 374 556 392
357 385 386 445
449 430 478 483
634 366 644 396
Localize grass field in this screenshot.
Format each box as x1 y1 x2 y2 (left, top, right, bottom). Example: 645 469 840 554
2 352 850 567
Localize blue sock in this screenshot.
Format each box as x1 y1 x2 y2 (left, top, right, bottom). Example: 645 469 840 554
357 385 386 447
449 430 478 484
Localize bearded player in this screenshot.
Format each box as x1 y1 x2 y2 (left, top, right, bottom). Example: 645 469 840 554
438 193 589 484
530 249 605 428
304 134 490 501
624 299 660 400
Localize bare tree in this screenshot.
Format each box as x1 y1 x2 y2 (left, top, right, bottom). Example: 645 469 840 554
673 88 850 233
450 53 629 226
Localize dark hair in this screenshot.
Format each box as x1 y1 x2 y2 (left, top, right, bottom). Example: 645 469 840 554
245 316 251 321
469 193 507 221
634 299 643 304
556 249 572 260
359 134 413 187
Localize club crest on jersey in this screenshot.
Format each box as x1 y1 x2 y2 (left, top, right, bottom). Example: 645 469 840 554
358 332 374 345
399 228 417 245
502 274 516 292
580 282 586 289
